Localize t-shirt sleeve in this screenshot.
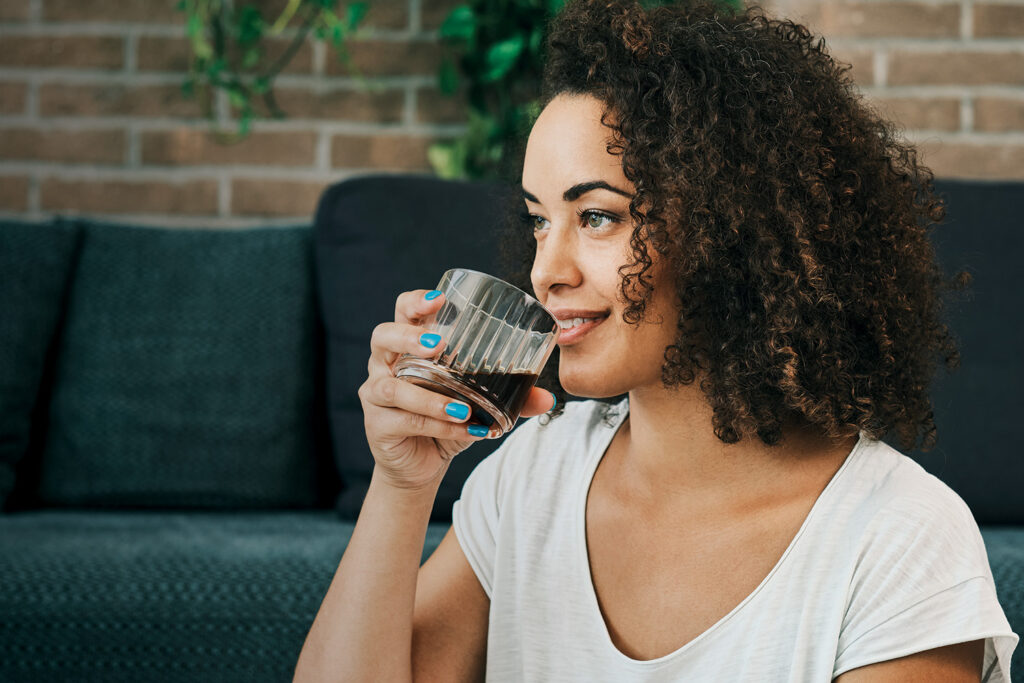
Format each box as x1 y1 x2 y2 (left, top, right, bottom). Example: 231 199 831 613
832 485 1019 682
450 417 536 599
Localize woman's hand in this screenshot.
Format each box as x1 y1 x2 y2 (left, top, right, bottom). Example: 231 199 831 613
359 289 556 492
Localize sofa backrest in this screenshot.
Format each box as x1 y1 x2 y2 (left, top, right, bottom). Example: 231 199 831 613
314 174 522 521
905 179 1024 525
314 174 1024 526
2 218 337 512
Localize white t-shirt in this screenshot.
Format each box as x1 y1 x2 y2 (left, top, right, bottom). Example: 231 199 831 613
452 396 1019 682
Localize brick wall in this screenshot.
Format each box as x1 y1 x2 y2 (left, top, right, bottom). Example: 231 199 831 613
768 0 1024 181
0 0 1022 227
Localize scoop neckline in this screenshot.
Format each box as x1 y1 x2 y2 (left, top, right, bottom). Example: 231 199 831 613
575 398 866 668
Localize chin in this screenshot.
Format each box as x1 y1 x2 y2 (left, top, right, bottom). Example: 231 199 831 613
556 370 629 401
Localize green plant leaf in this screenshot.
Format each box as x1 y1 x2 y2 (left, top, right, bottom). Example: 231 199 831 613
206 57 226 78
547 0 565 15
237 6 264 44
482 34 524 82
229 89 246 108
346 2 368 31
428 141 467 180
439 57 459 96
187 14 214 61
439 5 475 42
174 0 186 12
528 27 543 57
242 47 260 68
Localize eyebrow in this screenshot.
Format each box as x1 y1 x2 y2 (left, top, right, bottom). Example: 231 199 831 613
521 180 633 204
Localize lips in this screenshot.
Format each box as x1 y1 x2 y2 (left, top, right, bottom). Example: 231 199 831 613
556 313 609 345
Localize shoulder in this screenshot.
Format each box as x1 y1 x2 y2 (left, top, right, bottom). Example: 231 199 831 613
832 438 1018 682
460 397 624 504
839 436 995 602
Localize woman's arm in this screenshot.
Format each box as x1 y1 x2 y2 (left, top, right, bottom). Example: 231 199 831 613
293 468 440 683
833 639 986 683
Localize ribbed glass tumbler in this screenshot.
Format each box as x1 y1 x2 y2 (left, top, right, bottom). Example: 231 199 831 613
393 268 560 438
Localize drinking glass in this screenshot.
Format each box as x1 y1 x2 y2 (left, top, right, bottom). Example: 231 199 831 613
393 268 559 438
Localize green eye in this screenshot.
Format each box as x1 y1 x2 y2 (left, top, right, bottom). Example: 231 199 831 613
579 209 619 231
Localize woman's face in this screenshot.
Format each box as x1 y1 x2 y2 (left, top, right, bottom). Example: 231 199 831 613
525 93 680 398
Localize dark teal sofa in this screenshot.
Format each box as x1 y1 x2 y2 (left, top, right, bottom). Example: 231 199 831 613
0 175 1021 681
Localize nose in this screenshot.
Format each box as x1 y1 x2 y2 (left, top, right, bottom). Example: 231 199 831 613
530 218 583 298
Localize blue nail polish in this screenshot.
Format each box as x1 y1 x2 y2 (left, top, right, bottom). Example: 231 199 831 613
425 290 441 300
420 333 441 348
467 424 488 437
446 402 469 420
550 391 557 410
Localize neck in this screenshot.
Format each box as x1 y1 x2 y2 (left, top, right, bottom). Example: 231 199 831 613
609 384 860 514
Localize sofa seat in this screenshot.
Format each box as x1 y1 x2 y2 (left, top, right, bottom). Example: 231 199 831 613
0 510 449 683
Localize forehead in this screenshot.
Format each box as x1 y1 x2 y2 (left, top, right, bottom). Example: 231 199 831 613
524 94 627 184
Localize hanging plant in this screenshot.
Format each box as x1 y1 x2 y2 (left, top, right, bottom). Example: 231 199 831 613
430 0 745 182
176 0 371 143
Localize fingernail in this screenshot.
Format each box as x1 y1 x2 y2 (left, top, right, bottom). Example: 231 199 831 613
425 290 442 300
420 333 441 348
467 424 489 437
445 402 469 420
549 391 557 410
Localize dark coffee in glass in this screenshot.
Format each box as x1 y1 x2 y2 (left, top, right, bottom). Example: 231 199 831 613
393 269 559 438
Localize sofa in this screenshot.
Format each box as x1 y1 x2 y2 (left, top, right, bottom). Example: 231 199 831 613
0 174 1020 682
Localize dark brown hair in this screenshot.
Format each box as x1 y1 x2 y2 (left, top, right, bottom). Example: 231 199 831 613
497 0 970 452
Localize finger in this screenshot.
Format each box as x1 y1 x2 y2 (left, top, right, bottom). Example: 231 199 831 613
518 387 557 418
360 375 487 441
369 320 448 372
395 289 445 326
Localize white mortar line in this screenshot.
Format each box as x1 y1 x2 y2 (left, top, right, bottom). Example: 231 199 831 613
0 164 421 180
0 23 425 39
125 32 137 72
0 68 437 88
219 174 230 217
0 209 325 228
27 175 39 212
825 39 1024 51
127 126 140 166
315 129 331 172
25 79 38 117
410 0 422 33
961 0 974 40
312 40 326 76
28 0 41 22
405 85 416 125
874 49 887 88
0 118 468 135
961 95 974 132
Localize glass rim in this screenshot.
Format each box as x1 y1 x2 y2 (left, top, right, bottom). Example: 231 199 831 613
444 267 556 324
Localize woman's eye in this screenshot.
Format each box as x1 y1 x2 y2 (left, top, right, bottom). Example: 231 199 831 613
521 210 619 233
585 210 606 229
582 211 615 230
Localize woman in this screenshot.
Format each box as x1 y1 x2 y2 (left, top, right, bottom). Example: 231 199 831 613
295 0 1018 680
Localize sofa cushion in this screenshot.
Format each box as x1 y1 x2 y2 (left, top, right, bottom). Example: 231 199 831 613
0 218 81 511
0 511 1017 680
0 510 448 682
905 180 1024 524
32 220 335 510
314 173 522 521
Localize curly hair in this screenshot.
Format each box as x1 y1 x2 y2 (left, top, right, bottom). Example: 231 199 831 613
496 0 971 452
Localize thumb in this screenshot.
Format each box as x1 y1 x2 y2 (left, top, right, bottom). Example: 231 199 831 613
519 387 556 418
